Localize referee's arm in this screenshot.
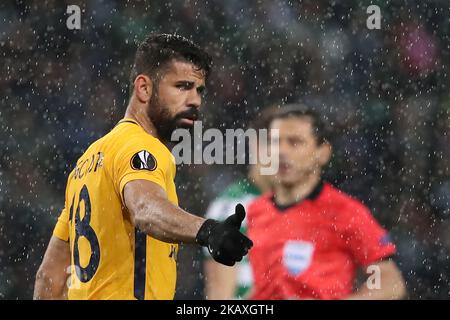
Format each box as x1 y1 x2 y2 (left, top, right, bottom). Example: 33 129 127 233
346 258 406 300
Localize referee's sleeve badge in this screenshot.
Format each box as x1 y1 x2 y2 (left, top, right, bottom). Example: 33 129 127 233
130 150 157 171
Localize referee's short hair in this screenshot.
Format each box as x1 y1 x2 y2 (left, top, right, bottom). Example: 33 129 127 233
270 104 331 145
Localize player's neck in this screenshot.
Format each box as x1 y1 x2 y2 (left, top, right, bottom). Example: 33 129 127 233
124 101 160 140
274 173 322 206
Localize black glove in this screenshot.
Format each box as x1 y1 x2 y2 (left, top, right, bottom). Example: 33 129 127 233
196 203 253 266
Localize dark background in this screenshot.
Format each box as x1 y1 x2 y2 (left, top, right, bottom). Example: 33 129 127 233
1 0 450 299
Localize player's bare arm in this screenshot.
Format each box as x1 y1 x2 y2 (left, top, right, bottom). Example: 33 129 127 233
33 236 70 300
124 179 205 243
347 259 406 300
124 179 253 266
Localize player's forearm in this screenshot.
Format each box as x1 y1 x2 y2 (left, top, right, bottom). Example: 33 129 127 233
124 180 206 243
124 180 252 266
132 195 205 244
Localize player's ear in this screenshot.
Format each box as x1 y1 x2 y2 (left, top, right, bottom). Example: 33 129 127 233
317 141 332 166
133 74 153 103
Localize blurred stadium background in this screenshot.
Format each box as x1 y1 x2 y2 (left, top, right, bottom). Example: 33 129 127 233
1 0 450 299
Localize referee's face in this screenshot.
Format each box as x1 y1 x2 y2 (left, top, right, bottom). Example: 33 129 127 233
271 117 331 186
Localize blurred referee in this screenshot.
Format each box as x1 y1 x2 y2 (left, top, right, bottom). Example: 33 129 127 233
247 104 406 300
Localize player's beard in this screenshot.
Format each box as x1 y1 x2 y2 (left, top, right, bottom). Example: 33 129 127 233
147 90 199 142
147 91 176 142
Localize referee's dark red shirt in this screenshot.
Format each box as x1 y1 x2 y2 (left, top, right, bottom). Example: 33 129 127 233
248 181 396 300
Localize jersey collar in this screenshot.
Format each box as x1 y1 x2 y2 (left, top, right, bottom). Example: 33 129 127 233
271 179 325 211
115 118 140 126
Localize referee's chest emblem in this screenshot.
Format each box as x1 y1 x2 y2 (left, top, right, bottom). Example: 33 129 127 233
283 240 314 276
131 150 157 171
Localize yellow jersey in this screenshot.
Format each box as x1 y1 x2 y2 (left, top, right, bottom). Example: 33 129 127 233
53 118 178 300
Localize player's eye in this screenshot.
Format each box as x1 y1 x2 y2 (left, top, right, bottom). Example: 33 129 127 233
197 86 206 97
176 81 194 90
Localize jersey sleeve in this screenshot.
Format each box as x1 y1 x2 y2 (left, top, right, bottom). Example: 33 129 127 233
343 203 396 267
113 135 174 204
53 207 70 242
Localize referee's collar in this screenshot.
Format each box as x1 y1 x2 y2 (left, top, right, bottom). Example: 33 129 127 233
271 179 325 211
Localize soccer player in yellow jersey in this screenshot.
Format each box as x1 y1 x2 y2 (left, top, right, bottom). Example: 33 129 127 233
33 34 253 300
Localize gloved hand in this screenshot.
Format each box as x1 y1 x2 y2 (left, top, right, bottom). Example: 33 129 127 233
195 204 253 266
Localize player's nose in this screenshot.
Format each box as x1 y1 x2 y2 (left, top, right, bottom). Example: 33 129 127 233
186 88 201 109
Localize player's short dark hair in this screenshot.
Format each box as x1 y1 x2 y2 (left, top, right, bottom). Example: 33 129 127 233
270 104 330 145
129 33 212 93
